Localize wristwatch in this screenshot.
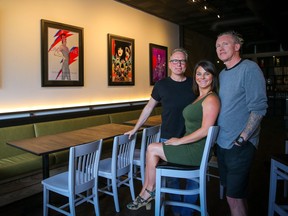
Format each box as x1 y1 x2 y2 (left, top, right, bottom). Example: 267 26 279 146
235 136 246 146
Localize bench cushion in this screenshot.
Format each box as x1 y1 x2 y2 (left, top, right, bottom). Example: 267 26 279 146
0 153 50 181
34 114 110 137
34 114 111 165
0 124 36 158
0 124 43 181
109 110 142 123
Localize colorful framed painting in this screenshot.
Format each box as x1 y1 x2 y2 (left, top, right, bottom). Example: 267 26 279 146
41 19 84 87
108 34 135 86
149 43 168 85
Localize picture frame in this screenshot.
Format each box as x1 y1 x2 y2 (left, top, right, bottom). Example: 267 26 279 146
41 19 84 87
108 34 135 86
149 43 168 85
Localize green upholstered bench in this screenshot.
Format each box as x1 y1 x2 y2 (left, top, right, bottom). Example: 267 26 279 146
0 124 48 181
154 106 162 115
33 114 111 164
109 110 142 123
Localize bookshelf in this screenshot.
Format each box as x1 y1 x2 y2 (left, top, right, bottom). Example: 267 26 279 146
244 52 288 116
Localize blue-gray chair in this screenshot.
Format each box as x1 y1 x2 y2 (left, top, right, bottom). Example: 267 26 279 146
133 125 161 185
155 126 219 216
42 139 103 216
98 134 137 213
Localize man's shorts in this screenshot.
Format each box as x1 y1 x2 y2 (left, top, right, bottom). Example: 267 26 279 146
216 141 256 198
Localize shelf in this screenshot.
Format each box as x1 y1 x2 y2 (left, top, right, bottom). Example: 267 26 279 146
256 54 288 116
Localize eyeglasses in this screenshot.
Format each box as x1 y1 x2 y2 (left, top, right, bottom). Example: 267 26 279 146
169 59 187 65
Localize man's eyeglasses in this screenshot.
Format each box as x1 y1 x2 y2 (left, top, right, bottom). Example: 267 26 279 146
169 59 187 65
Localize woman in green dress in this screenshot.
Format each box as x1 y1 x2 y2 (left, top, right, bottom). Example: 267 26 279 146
127 60 221 211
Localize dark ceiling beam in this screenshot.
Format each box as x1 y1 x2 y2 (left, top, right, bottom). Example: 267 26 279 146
245 0 288 49
211 17 261 31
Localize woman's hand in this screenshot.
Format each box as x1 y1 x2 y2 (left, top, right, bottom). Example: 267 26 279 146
124 129 136 139
164 137 180 146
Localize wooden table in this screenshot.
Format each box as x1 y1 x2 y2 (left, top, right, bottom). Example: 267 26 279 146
6 123 136 179
123 115 162 127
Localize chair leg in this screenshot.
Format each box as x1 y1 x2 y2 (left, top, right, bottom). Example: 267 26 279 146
220 184 224 199
284 180 288 197
199 180 207 215
129 173 135 200
112 178 120 212
69 196 76 216
43 187 49 216
155 169 162 216
268 160 277 216
93 187 100 216
285 140 288 197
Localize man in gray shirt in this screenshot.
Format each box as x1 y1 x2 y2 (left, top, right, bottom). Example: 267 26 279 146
215 31 268 216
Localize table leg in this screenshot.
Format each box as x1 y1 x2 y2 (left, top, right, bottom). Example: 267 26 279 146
42 154 50 179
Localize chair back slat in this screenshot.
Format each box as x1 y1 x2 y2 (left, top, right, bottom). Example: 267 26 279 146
113 134 137 176
69 140 103 194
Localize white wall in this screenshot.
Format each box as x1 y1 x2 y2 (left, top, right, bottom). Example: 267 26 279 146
0 0 179 113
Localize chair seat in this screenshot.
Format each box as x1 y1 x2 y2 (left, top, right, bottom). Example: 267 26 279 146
156 161 199 170
42 172 69 194
99 158 112 174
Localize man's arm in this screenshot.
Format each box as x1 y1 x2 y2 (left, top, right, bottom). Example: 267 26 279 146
133 98 158 131
124 97 158 138
240 111 263 141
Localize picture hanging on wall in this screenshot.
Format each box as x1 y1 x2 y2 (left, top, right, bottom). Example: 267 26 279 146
107 34 135 86
149 43 168 85
41 19 84 87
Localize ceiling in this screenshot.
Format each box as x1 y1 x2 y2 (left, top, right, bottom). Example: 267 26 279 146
115 0 288 51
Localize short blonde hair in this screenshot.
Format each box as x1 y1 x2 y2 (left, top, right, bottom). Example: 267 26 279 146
217 31 244 48
170 48 188 61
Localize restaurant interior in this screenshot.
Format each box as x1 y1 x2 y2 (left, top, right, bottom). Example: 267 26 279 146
0 0 288 215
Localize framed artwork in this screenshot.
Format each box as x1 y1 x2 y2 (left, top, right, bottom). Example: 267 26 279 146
108 34 135 86
149 43 168 85
41 19 84 87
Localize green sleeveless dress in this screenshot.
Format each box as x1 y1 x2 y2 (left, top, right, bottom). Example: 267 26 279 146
163 93 214 166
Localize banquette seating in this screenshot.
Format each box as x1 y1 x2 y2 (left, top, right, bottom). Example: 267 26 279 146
0 107 161 206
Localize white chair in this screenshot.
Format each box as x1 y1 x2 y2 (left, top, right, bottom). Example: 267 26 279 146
207 151 224 199
98 133 137 213
133 125 161 185
155 126 220 216
42 139 103 216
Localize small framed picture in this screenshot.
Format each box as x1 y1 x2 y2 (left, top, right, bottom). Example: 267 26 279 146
149 43 168 85
41 19 84 87
107 34 135 86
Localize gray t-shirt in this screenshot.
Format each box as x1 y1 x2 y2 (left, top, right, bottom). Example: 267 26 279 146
217 59 268 149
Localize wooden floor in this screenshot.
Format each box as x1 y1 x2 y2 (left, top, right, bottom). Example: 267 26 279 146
0 116 286 216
